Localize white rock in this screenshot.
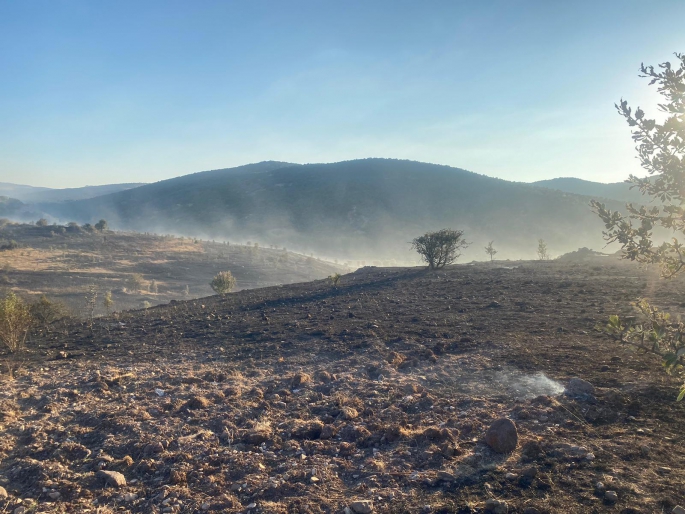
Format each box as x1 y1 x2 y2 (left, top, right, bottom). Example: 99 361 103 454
350 500 374 514
672 506 685 514
604 490 618 503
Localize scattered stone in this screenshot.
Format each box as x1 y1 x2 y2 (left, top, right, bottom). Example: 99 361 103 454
245 430 271 445
0 486 6 498
185 396 210 409
144 441 165 455
484 498 508 514
97 470 126 488
350 499 373 514
604 490 618 503
484 418 518 453
291 372 311 388
596 481 606 493
340 406 359 420
505 472 517 481
565 377 595 397
657 466 672 475
600 365 610 372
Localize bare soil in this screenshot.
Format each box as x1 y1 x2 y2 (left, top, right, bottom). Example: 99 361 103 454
0 258 684 513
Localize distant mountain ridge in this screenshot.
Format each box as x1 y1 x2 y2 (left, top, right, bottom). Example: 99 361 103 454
0 182 146 203
37 159 629 261
531 177 647 204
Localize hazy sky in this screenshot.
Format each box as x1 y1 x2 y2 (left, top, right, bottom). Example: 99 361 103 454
1 1 683 188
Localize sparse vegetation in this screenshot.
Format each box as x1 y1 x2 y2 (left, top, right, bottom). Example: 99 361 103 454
537 239 549 260
126 273 146 292
210 271 236 294
593 53 685 399
328 273 342 287
29 295 69 328
0 291 32 353
411 229 470 270
484 241 497 262
103 291 114 315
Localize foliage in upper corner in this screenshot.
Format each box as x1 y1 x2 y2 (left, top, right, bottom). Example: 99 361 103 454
411 229 470 270
592 52 685 399
592 52 685 278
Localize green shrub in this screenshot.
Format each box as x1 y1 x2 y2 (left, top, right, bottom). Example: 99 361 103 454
210 271 236 294
0 292 32 353
411 229 470 270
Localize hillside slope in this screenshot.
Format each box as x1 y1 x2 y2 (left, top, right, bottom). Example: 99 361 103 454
531 177 646 204
40 159 627 260
0 182 145 203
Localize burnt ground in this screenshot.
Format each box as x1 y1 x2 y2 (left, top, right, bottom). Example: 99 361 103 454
0 258 684 513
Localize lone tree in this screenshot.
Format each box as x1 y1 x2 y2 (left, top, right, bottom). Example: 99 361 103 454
94 219 108 231
210 271 236 294
485 241 497 262
411 229 470 270
592 52 685 399
537 239 549 261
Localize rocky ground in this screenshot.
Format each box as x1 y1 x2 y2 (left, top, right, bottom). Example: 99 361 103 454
0 258 684 513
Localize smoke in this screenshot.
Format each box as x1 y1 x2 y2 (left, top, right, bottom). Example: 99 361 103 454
492 371 564 399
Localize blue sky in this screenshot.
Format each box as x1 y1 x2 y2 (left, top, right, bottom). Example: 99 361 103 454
1 1 683 188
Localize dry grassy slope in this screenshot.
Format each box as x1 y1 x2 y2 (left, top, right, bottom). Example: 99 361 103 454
0 223 346 314
0 259 684 513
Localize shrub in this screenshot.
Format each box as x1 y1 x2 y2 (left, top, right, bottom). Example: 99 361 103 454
537 239 549 260
126 273 146 292
0 240 18 252
36 218 48 227
328 273 342 287
411 229 470 270
0 292 32 353
485 241 497 262
94 219 108 231
29 295 69 327
592 53 685 399
210 271 236 294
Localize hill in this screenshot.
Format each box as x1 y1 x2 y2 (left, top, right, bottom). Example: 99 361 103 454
1 260 683 513
38 159 628 261
531 177 647 204
0 182 145 203
0 221 345 313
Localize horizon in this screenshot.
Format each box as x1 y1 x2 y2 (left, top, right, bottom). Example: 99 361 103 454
2 1 684 188
1 157 634 190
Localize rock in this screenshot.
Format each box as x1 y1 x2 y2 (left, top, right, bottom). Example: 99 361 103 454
505 472 517 481
144 441 165 455
604 490 618 503
245 430 271 445
523 509 541 514
595 481 606 493
484 498 508 514
97 470 127 488
0 486 6 498
657 466 672 475
565 377 595 397
340 406 359 420
185 396 210 409
47 491 61 500
13 508 26 514
672 506 685 514
350 500 373 514
291 372 311 388
484 418 518 453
